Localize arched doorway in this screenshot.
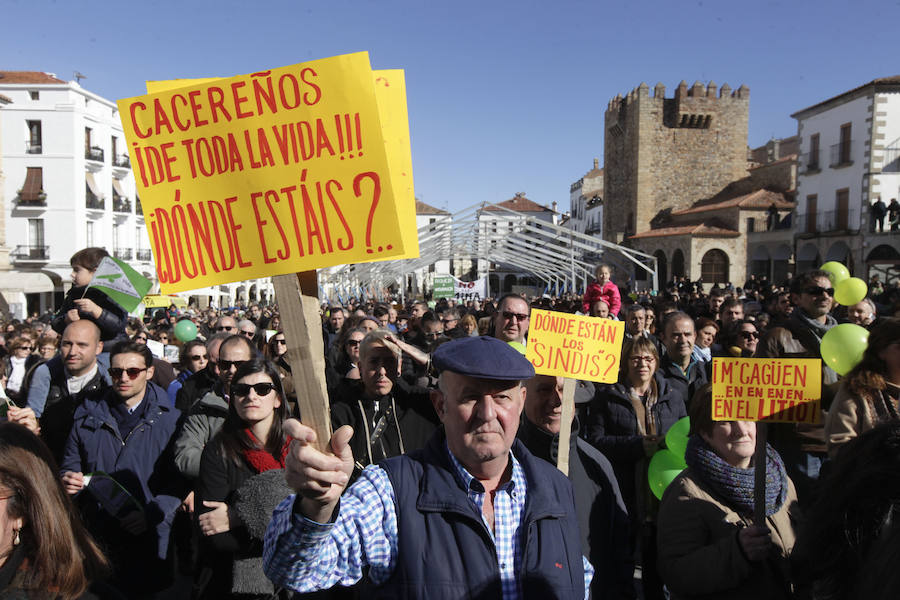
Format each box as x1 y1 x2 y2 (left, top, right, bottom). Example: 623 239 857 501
867 244 900 286
826 241 854 275
750 246 770 279
671 249 685 279
700 249 729 285
653 250 668 285
796 243 821 275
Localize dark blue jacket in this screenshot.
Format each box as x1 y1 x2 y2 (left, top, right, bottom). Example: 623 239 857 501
61 381 184 560
582 372 686 514
378 430 586 599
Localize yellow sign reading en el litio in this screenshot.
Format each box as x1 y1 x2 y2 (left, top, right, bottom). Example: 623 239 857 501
711 357 822 424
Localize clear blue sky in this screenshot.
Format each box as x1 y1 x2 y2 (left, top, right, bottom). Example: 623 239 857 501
3 0 898 214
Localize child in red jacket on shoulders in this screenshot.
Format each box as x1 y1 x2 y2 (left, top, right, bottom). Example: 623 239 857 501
582 264 621 317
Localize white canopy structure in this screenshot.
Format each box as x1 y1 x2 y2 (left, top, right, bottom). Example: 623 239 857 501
321 201 659 302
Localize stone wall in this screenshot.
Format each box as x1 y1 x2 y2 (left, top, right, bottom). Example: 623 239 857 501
604 81 750 241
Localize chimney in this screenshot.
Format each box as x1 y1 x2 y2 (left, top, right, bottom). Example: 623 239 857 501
551 201 558 212
593 157 599 169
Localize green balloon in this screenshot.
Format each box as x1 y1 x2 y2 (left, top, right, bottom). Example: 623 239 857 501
174 319 198 342
820 323 869 376
665 416 690 460
820 261 850 285
648 449 687 501
834 277 868 306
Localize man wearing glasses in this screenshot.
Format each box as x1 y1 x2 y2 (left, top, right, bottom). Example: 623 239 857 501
237 319 257 341
492 294 530 345
757 269 839 501
213 316 238 335
174 334 257 480
60 341 185 596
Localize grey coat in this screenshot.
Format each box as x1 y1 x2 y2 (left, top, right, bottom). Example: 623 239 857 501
173 390 227 479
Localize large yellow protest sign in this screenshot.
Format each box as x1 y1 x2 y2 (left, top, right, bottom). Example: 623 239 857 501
119 52 407 293
146 67 419 266
711 358 822 424
525 309 625 383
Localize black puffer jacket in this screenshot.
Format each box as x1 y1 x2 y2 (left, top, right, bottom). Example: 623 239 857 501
581 372 687 514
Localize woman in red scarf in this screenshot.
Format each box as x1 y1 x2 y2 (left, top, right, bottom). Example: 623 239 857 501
196 357 293 599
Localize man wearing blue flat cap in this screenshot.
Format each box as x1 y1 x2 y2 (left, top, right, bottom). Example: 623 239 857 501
263 335 593 599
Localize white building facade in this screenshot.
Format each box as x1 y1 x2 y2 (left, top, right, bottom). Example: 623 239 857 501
792 77 900 282
0 72 274 317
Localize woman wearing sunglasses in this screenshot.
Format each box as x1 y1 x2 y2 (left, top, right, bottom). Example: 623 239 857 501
167 340 209 407
195 357 293 599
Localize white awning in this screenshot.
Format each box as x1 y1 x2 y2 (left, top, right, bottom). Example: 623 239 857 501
85 172 102 196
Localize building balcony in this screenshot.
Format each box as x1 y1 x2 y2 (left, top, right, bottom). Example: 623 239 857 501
85 146 104 162
114 248 133 261
135 197 143 216
799 152 820 174
113 197 132 214
14 191 47 209
136 249 152 262
883 147 900 173
25 141 42 154
11 245 50 263
112 153 131 168
829 141 854 168
796 209 859 235
85 192 105 211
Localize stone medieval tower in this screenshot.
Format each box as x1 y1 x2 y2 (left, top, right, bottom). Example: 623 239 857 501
603 81 750 243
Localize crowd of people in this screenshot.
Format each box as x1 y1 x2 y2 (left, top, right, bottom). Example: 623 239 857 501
1 250 899 599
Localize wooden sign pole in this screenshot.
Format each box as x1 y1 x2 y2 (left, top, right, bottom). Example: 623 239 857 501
753 422 768 527
273 271 332 453
556 377 577 476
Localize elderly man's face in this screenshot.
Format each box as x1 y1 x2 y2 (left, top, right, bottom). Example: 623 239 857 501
847 301 875 326
433 372 525 470
524 375 563 434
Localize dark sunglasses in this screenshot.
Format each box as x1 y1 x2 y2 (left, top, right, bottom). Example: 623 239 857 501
189 354 208 361
502 311 529 322
275 339 287 345
231 382 277 397
346 339 362 347
216 325 235 331
803 286 835 297
240 330 255 338
217 359 247 371
109 367 148 380
739 331 759 340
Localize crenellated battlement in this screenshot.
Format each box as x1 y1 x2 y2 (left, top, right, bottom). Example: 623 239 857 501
605 80 749 119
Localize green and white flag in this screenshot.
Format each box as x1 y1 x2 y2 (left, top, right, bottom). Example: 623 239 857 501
87 256 152 313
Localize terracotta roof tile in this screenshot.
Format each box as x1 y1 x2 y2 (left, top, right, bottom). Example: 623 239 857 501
0 71 67 85
672 189 794 216
415 200 449 215
484 194 553 212
629 223 740 239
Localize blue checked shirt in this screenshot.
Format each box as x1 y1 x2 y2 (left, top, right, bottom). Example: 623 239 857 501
263 444 593 599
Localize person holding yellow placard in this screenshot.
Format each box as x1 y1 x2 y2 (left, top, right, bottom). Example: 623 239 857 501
657 385 799 600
